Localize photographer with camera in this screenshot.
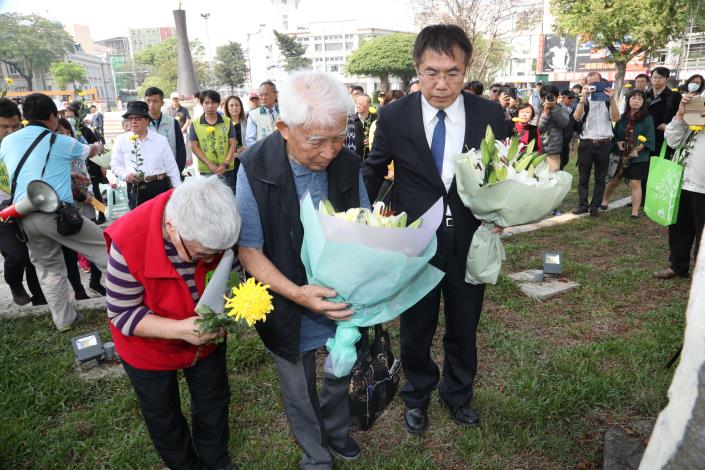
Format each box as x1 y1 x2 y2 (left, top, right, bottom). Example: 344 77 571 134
572 72 621 217
538 85 570 173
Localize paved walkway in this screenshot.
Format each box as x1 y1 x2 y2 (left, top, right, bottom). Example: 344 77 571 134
0 196 633 321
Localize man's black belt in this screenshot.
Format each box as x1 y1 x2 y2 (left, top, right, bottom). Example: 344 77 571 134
580 138 611 145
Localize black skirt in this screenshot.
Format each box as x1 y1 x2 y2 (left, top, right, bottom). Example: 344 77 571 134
623 161 648 181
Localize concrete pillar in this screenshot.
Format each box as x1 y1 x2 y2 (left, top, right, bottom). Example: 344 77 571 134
173 9 199 97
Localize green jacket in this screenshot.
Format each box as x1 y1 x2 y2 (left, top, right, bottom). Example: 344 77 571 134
613 115 655 163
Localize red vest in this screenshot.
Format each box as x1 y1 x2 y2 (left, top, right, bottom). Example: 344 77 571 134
104 190 219 370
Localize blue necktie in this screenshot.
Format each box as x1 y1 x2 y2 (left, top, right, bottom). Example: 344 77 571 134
431 110 446 174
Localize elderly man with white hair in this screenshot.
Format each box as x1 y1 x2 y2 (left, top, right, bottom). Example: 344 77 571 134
237 71 370 468
104 176 240 470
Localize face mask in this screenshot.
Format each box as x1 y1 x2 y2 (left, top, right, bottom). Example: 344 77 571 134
688 82 701 93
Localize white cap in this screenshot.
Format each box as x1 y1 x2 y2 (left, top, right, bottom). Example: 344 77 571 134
170 92 180 99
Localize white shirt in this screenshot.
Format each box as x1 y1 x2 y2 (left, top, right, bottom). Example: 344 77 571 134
580 97 613 140
111 129 181 189
420 93 466 192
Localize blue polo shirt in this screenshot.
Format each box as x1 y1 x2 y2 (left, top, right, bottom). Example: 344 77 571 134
0 124 89 204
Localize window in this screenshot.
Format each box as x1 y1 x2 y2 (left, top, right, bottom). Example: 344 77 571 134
326 64 339 72
345 42 353 50
325 42 343 51
315 44 322 52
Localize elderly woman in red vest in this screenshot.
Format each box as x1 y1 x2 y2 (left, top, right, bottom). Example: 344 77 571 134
104 176 240 470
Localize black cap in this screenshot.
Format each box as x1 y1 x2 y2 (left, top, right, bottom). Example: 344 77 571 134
122 101 150 120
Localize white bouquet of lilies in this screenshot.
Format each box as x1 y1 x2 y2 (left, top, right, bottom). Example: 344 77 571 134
453 125 572 284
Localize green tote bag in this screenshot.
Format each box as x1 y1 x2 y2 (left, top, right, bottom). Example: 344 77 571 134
644 142 683 226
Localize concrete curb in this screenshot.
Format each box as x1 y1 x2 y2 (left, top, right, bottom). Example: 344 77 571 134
503 196 632 238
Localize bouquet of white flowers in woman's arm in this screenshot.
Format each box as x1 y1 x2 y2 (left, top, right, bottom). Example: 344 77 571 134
453 125 573 285
300 193 445 378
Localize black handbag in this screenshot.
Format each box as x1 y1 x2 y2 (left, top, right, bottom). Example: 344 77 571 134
348 325 401 431
55 202 83 235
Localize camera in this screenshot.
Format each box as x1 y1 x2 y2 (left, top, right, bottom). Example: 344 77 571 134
585 85 596 93
546 94 556 102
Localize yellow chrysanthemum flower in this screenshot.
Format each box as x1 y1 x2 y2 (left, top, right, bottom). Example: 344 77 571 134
511 117 522 123
689 125 704 132
206 126 216 134
174 115 180 120
77 91 86 97
4 77 14 85
21 119 28 126
637 135 647 142
225 278 274 327
672 88 680 92
129 134 139 141
368 106 377 114
624 84 633 88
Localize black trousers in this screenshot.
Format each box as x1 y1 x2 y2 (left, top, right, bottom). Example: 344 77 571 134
62 247 101 294
128 179 172 209
399 224 485 409
0 222 43 298
560 139 570 170
577 140 611 208
669 189 705 275
122 344 232 470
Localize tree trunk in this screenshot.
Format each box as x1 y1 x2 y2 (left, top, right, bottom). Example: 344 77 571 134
613 60 627 103
640 237 705 469
380 73 390 93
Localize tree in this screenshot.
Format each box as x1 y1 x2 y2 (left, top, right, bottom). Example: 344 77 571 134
49 62 86 91
345 33 417 92
273 30 312 71
552 0 690 97
214 42 248 92
413 0 520 82
0 13 75 90
134 37 209 97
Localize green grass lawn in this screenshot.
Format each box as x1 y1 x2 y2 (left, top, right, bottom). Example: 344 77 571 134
0 183 688 469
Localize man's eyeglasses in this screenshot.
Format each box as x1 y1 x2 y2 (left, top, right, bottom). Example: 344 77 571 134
178 234 222 262
417 69 465 83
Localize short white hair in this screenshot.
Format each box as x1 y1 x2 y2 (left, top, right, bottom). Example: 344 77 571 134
165 176 240 249
278 71 353 129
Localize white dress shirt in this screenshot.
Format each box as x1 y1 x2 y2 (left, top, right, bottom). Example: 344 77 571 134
111 129 181 188
420 93 466 192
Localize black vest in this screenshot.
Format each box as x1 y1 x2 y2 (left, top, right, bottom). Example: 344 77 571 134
239 132 361 362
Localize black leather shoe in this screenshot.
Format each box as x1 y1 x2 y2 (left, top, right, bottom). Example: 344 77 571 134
440 400 480 427
572 206 588 215
89 282 106 296
404 406 428 435
10 285 31 306
589 207 599 217
328 437 361 461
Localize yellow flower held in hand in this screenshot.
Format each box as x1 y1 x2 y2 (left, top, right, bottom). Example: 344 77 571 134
129 134 139 141
637 135 647 142
5 77 13 85
672 88 680 92
206 126 216 134
624 84 633 88
368 106 377 114
689 125 705 132
225 277 274 327
21 119 29 126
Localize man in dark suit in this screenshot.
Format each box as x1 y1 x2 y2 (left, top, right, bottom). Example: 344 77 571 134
362 24 507 434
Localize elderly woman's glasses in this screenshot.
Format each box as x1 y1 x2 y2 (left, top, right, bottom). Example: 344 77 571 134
178 234 222 262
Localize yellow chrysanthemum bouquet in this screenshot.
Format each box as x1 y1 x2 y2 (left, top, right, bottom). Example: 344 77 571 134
195 250 273 341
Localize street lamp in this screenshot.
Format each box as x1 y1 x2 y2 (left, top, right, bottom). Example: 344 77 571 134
201 13 212 72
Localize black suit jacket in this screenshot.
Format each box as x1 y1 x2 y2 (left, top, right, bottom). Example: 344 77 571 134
362 91 507 273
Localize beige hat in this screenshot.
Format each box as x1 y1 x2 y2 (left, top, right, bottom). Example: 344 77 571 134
170 92 180 99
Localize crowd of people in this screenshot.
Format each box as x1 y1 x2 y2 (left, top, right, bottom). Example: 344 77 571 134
0 21 704 470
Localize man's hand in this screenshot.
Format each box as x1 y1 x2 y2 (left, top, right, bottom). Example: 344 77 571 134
657 123 667 131
604 88 615 99
125 173 142 184
214 164 226 175
206 162 219 174
294 285 353 321
543 100 556 112
499 92 511 108
629 149 639 158
178 316 224 345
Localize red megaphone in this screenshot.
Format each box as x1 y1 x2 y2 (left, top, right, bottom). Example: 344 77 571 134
0 180 60 222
